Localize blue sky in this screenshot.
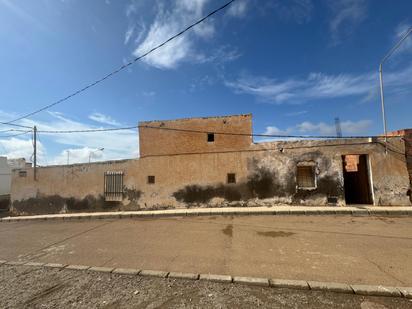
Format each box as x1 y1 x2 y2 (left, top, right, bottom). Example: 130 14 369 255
0 0 411 165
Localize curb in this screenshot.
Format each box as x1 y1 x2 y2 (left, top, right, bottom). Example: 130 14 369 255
1 207 412 223
1 260 411 299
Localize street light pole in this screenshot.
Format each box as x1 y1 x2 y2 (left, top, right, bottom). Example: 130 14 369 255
379 63 388 153
88 147 104 164
378 27 412 154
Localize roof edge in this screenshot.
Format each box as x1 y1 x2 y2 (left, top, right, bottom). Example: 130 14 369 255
138 113 252 125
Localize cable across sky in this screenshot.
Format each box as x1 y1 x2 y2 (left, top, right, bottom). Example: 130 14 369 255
35 124 402 140
1 0 237 127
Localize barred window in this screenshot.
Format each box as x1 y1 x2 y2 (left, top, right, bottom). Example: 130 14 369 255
104 171 124 201
148 175 155 184
296 166 316 189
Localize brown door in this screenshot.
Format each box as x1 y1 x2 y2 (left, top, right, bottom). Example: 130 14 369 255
342 154 372 205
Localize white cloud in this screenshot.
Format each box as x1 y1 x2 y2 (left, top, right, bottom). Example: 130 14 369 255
225 62 412 104
124 25 134 45
227 0 248 18
263 119 372 138
393 21 412 56
125 0 244 69
195 45 241 64
264 125 293 136
285 110 308 117
133 0 212 69
52 147 105 165
0 111 138 165
125 0 140 17
89 112 121 126
328 0 367 45
142 91 156 97
0 137 43 162
296 120 371 135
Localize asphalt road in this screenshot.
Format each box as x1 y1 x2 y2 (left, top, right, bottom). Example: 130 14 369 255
1 215 412 286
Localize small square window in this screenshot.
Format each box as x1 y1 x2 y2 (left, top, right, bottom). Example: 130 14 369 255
18 170 27 177
207 133 214 142
148 175 155 184
297 166 316 188
227 173 236 184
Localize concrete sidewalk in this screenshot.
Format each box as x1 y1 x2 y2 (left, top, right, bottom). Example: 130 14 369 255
1 205 411 222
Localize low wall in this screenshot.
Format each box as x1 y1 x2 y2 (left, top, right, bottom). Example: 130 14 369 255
10 138 411 215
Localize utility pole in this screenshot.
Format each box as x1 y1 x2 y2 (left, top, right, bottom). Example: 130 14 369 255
33 126 37 181
379 26 412 154
66 150 70 165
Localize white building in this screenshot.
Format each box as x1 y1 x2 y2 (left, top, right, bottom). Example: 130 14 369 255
0 157 27 196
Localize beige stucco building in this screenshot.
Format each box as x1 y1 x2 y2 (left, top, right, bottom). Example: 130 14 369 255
10 114 412 215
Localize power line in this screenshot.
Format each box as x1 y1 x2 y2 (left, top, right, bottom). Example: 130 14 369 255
3 0 237 126
0 129 25 133
0 121 32 129
38 125 138 134
140 141 407 164
0 130 32 138
35 124 404 140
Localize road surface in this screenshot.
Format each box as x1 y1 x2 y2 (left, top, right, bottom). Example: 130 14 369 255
1 215 412 286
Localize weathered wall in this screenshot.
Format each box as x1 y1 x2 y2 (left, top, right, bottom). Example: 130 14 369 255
139 114 253 157
386 129 412 203
10 137 411 215
0 157 11 196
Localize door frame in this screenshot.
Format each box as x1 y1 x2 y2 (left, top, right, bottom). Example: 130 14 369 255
342 154 374 205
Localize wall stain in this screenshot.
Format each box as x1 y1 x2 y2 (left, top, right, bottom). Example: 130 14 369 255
11 194 119 216
292 174 343 203
123 187 142 202
173 184 242 204
172 153 344 205
246 166 284 199
257 231 295 238
222 224 233 237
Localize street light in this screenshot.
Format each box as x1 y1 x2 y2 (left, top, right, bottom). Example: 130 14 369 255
88 147 104 163
379 27 412 153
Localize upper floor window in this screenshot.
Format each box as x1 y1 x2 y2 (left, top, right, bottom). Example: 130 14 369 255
148 175 155 184
207 133 215 143
227 173 236 184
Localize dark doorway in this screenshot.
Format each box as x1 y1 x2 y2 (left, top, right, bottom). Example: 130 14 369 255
342 154 372 205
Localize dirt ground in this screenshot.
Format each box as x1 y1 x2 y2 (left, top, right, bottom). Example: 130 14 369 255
0 265 411 309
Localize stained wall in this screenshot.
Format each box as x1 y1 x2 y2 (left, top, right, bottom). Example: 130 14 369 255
10 115 412 214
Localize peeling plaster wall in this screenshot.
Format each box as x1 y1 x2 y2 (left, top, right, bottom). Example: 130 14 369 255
10 137 411 215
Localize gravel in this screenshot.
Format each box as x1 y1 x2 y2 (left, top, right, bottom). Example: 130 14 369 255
1 265 411 308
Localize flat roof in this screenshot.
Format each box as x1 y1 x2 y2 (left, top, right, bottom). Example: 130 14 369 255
138 113 252 125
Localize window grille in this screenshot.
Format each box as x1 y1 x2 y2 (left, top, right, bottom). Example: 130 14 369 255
227 173 236 184
148 175 155 184
104 171 124 201
297 166 316 188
